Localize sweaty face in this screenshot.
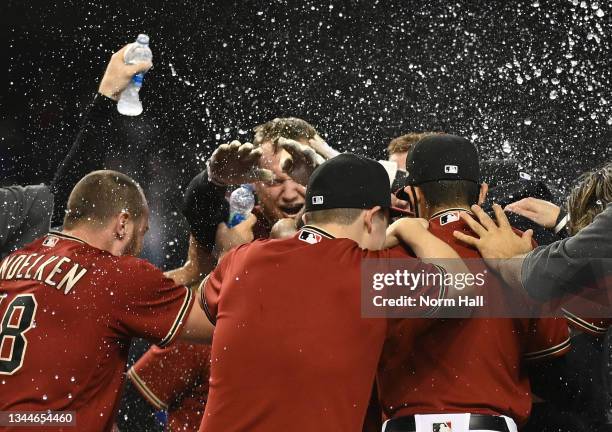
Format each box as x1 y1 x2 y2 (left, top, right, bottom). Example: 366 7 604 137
254 141 307 223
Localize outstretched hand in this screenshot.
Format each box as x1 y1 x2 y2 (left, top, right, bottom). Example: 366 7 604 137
505 197 560 229
98 44 153 101
307 134 340 159
207 141 274 186
276 137 326 185
453 204 534 264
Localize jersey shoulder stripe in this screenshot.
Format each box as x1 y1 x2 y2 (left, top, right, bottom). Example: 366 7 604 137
158 286 193 348
563 308 609 336
200 274 217 326
127 367 169 410
523 336 571 361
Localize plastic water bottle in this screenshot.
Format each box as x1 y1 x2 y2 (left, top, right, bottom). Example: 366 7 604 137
227 184 255 227
117 34 152 116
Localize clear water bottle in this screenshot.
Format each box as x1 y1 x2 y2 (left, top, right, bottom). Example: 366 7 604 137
117 34 152 116
227 184 255 227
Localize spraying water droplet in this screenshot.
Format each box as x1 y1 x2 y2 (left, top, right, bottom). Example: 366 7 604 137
502 141 512 153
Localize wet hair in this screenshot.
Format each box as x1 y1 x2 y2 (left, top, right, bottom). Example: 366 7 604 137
253 117 318 149
63 170 146 229
303 207 388 226
387 132 439 157
303 208 365 226
567 162 612 235
418 180 481 209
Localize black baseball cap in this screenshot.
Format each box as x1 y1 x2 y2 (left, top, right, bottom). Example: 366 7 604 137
305 153 392 212
405 134 480 186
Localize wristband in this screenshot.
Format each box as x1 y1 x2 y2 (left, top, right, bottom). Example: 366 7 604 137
553 209 569 234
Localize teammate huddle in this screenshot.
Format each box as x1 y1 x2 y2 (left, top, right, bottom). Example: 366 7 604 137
1 45 611 432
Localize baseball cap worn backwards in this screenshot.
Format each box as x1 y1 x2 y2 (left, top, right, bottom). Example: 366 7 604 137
305 153 392 212
405 134 480 186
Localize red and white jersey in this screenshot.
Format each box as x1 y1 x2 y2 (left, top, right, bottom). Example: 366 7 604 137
199 225 443 432
0 232 194 432
377 210 571 426
125 205 271 431
128 342 211 431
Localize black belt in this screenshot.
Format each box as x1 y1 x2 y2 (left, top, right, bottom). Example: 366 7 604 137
384 414 510 432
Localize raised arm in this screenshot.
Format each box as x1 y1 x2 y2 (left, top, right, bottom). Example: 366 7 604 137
50 44 152 227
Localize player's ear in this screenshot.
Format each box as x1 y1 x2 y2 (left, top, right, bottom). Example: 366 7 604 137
412 186 427 217
363 206 381 234
478 182 488 205
414 186 425 205
114 211 130 241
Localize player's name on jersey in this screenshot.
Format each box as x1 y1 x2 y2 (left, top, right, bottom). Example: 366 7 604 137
0 253 88 295
372 294 484 308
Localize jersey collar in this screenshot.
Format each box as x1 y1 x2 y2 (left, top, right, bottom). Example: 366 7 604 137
48 231 87 244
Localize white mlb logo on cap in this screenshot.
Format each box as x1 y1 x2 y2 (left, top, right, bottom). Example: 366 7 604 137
444 165 458 174
312 195 324 205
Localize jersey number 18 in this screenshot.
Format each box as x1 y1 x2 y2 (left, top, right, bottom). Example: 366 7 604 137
0 294 38 375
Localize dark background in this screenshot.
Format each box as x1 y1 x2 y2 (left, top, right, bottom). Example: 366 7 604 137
3 0 612 265
2 2 611 426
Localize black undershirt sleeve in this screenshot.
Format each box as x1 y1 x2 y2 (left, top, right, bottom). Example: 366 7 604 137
50 94 119 227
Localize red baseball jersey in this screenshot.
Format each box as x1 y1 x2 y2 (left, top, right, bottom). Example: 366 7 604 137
128 342 211 431
198 225 444 432
377 209 571 426
125 205 271 430
0 232 194 432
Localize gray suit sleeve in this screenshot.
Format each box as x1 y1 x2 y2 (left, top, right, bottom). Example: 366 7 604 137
0 185 54 257
521 203 612 300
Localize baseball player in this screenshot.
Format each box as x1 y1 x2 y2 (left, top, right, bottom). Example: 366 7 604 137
197 153 471 432
0 170 213 432
126 210 303 431
377 135 570 432
124 128 332 429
